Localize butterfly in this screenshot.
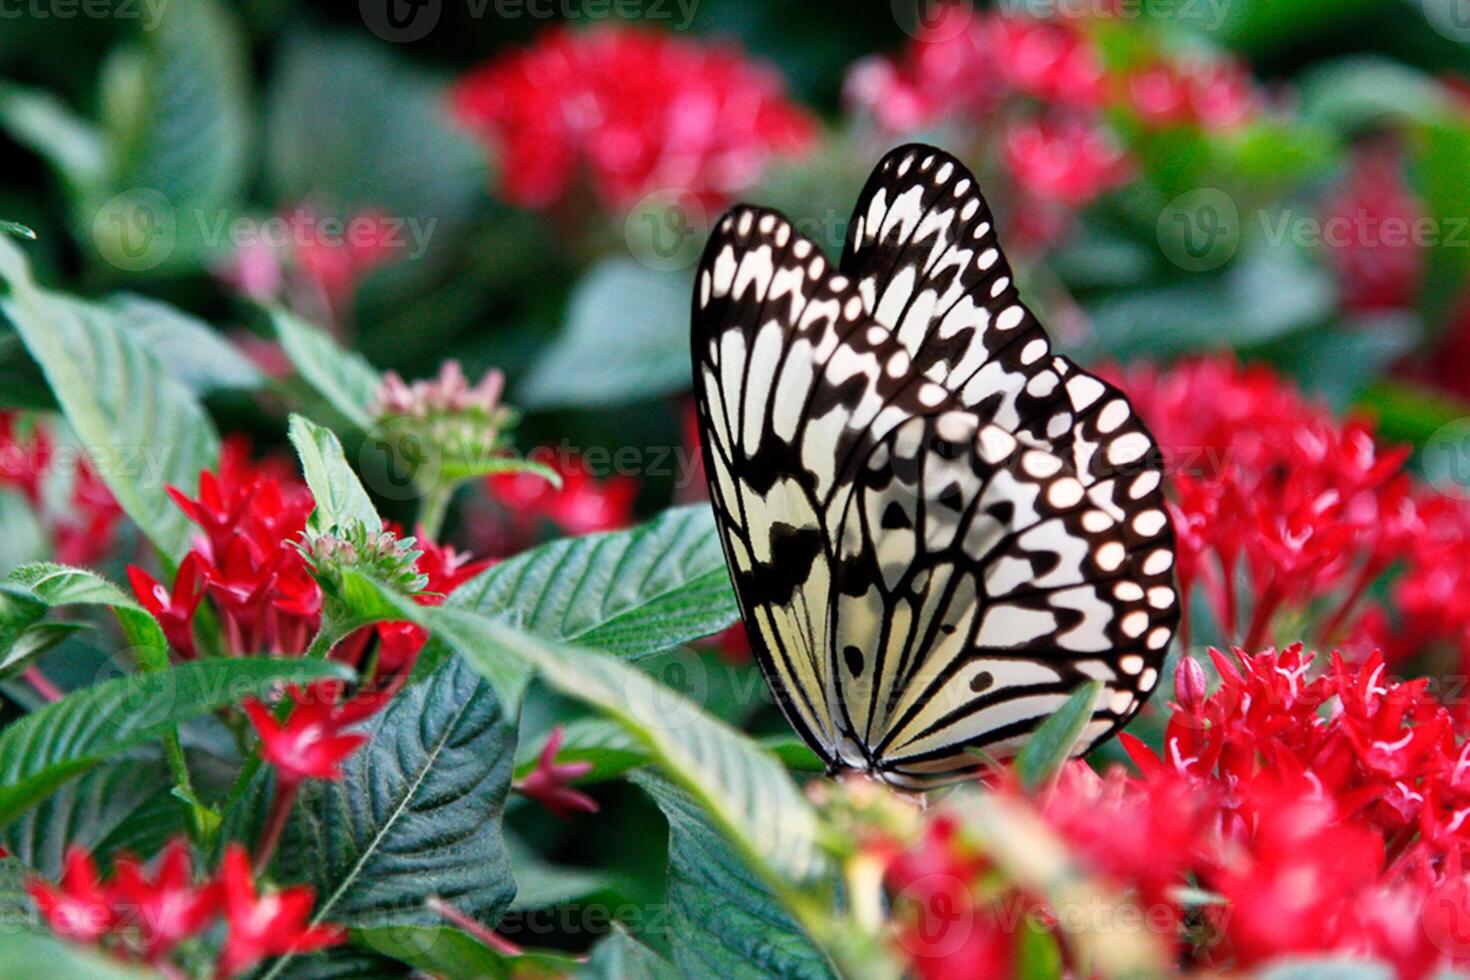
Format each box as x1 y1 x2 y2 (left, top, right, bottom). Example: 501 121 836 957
689 143 1179 789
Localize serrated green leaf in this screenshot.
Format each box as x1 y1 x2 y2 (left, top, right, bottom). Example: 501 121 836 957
449 616 828 892
636 773 836 980
288 414 380 534
442 505 738 661
0 656 350 828
273 309 381 431
0 238 220 563
521 260 693 409
1013 681 1102 792
2 564 169 672
0 756 181 879
256 657 516 978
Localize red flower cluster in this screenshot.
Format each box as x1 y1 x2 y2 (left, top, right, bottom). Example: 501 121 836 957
0 412 122 567
132 443 319 658
1319 144 1425 312
870 647 1470 977
450 26 816 213
217 204 402 317
485 449 637 539
1126 57 1257 131
1115 647 1470 974
128 444 492 786
1105 356 1413 653
27 839 342 976
844 5 1261 246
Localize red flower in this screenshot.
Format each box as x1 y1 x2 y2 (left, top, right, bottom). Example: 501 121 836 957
242 680 394 786
486 450 637 538
127 553 207 659
1320 144 1425 312
451 26 815 212
26 847 116 945
987 12 1107 108
1127 58 1257 131
217 845 344 977
109 839 220 963
1001 113 1131 208
844 3 996 132
1105 357 1409 650
514 725 598 819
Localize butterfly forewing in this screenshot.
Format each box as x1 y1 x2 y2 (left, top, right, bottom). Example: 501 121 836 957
692 144 1179 788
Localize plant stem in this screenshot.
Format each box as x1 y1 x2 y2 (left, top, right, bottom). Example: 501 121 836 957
416 479 456 542
427 896 523 955
254 779 300 875
23 666 61 702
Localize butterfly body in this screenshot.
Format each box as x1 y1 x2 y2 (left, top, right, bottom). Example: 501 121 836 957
691 144 1178 789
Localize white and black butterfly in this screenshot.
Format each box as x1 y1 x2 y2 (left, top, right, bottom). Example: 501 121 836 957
690 143 1178 790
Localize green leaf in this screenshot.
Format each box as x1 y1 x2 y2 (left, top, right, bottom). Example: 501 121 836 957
1013 681 1102 792
2 564 169 673
0 237 220 563
288 414 380 534
505 832 619 911
1084 246 1334 360
1297 56 1451 133
521 260 693 409
0 757 182 879
0 84 106 201
100 0 249 210
636 774 836 980
0 222 35 241
443 505 738 661
273 309 381 431
0 656 350 828
579 926 679 980
450 616 828 891
0 492 45 576
1258 315 1420 413
352 925 580 979
108 294 263 394
259 656 516 976
265 32 483 228
0 932 156 979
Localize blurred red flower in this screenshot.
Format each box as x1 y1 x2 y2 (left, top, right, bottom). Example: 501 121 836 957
451 26 815 212
217 845 344 977
486 449 637 537
1320 144 1425 312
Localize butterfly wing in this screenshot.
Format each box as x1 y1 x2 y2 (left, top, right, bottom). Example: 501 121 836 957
693 145 1178 786
691 205 956 768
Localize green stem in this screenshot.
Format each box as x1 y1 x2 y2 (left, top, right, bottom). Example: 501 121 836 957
416 478 456 542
